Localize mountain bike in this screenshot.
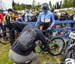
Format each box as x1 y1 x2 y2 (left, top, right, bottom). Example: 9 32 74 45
60 31 75 64
0 29 9 44
35 28 65 56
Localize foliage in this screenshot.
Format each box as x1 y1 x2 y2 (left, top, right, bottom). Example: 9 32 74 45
12 0 75 10
12 1 32 10
53 0 75 9
62 0 75 8
72 0 75 7
54 2 61 9
49 1 52 9
12 1 41 10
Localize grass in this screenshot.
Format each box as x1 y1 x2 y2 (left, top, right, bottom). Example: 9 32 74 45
0 43 61 64
0 44 13 64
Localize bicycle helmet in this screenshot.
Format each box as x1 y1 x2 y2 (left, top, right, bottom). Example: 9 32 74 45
41 3 49 11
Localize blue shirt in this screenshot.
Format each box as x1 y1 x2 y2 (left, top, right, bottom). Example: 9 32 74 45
17 15 23 22
36 11 55 28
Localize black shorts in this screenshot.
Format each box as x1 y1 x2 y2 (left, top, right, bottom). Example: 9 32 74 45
39 22 50 30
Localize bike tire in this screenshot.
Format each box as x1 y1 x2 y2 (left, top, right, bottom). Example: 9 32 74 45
49 37 65 56
0 38 9 45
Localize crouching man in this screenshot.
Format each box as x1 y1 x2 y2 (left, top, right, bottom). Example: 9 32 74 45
9 25 50 64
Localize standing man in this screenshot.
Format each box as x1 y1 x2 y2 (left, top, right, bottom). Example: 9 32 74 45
36 3 55 30
0 10 4 38
4 9 15 45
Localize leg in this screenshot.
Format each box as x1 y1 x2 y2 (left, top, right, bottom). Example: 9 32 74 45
0 24 4 37
31 56 37 64
8 23 16 45
2 25 7 38
9 29 15 46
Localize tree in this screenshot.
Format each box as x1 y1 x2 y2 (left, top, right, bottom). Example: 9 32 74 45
25 5 32 9
12 0 15 9
60 1 62 8
12 2 30 10
36 2 40 11
62 0 67 8
49 1 52 9
12 0 41 10
14 3 20 10
32 0 35 11
72 0 75 7
12 1 20 10
62 0 73 8
55 2 61 9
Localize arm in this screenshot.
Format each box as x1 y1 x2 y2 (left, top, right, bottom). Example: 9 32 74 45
47 13 55 30
3 16 6 22
3 16 6 25
50 13 55 28
37 30 50 52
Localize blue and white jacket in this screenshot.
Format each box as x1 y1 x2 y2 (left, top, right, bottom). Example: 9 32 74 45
36 11 55 28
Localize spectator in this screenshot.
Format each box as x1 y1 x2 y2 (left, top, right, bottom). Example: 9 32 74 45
17 14 23 22
31 12 37 22
0 10 5 38
3 9 15 45
24 9 32 22
12 11 18 21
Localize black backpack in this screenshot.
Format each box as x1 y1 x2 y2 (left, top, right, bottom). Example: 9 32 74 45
5 15 11 23
17 27 37 51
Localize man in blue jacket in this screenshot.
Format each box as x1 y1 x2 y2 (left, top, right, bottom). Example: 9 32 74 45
36 3 55 30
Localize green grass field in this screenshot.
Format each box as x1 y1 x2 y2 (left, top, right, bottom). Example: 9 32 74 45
0 43 62 64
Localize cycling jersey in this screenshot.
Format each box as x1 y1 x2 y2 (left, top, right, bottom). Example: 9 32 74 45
36 11 55 29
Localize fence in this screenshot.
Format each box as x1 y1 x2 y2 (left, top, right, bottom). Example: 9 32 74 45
27 20 75 38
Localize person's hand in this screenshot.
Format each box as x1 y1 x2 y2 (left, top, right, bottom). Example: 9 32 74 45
68 44 75 50
47 27 51 31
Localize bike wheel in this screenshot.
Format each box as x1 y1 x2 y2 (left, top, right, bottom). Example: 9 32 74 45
49 37 65 56
0 32 10 44
0 38 9 44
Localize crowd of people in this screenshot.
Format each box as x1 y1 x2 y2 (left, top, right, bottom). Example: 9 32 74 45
0 2 75 64
0 7 75 39
0 8 38 43
54 11 75 20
